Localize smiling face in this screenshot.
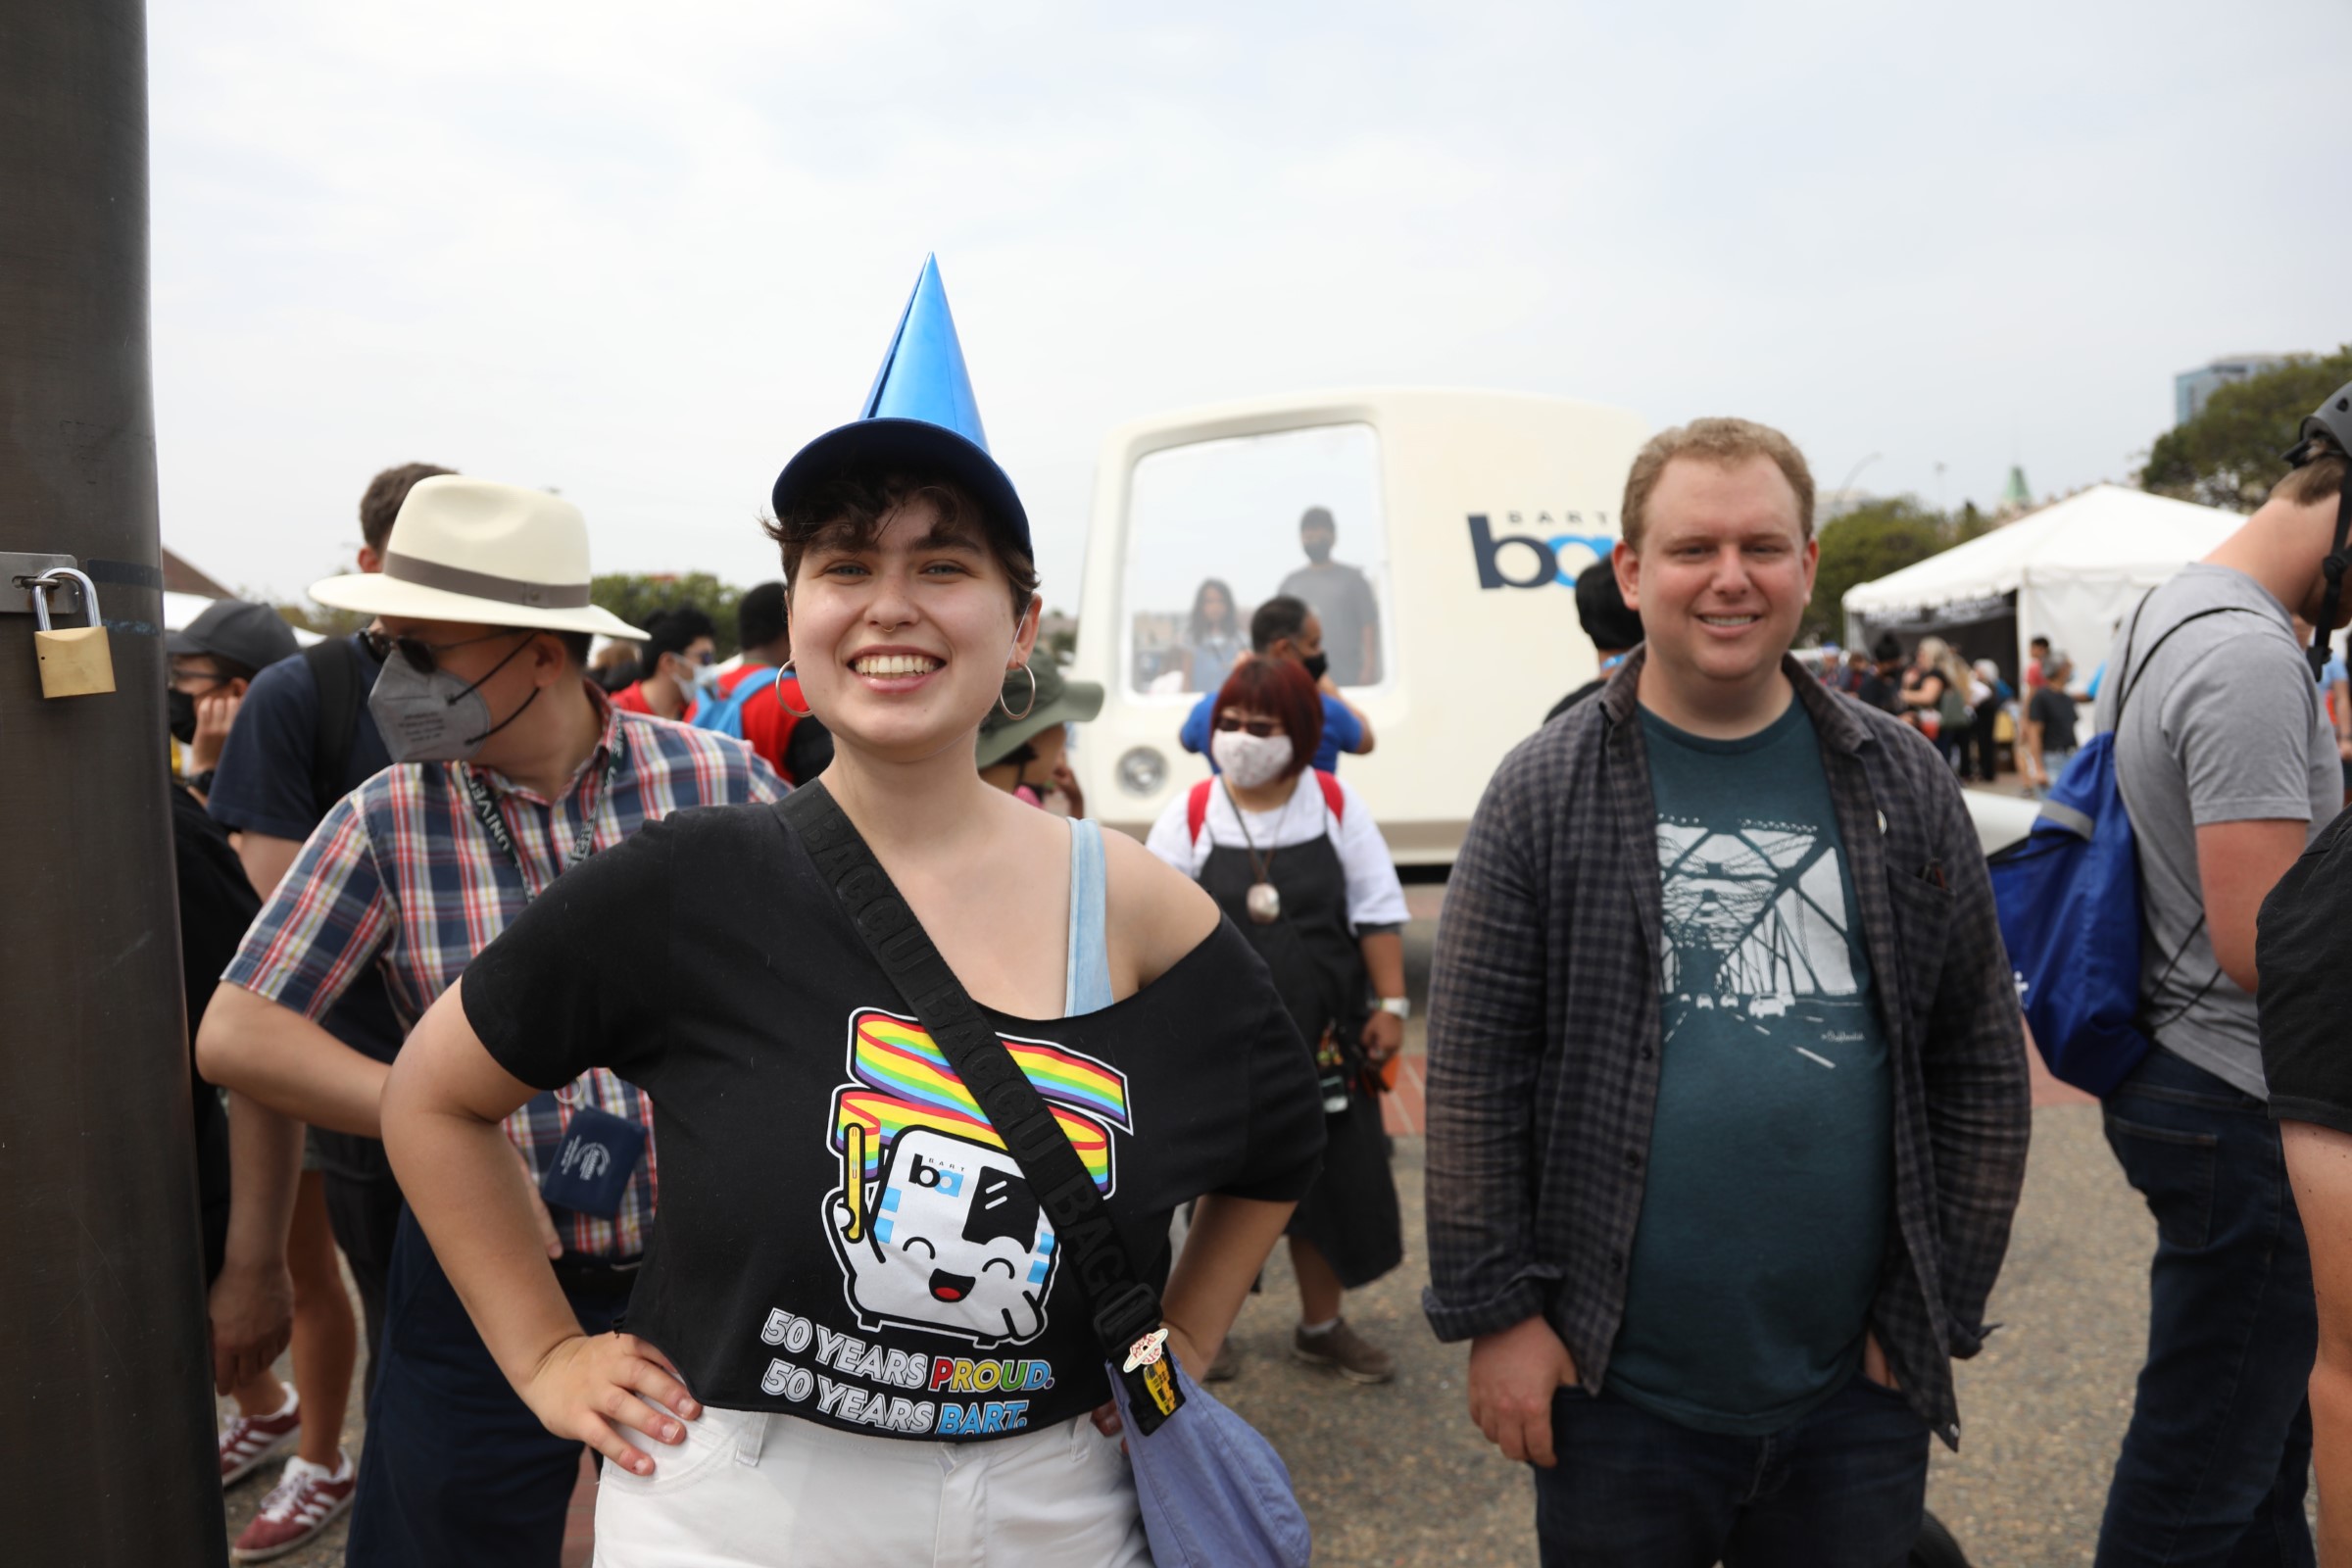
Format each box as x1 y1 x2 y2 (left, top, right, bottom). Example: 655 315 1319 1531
832 1127 1056 1348
1616 455 1816 706
788 495 1041 764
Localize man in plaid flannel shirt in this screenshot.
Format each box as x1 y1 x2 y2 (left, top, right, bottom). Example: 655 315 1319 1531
1424 420 2030 1566
197 478 784 1568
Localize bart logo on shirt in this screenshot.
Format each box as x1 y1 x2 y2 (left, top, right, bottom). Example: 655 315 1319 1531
823 1009 1133 1348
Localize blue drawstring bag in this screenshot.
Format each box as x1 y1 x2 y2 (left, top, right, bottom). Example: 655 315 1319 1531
1105 1352 1311 1568
1988 602 2256 1095
1988 736 2149 1095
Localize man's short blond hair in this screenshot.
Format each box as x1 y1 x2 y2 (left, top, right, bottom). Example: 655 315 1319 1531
1621 417 1816 552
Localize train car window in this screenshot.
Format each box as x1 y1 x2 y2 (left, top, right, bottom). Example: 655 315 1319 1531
1122 422 1389 698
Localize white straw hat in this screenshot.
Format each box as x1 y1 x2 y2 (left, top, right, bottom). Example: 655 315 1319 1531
310 476 646 640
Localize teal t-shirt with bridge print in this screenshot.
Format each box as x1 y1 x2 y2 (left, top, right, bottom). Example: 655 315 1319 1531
1608 698 1894 1436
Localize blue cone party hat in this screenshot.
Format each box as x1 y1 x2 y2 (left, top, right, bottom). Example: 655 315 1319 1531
772 255 1030 556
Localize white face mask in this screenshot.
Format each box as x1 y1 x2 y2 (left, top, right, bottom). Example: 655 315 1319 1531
1211 729 1295 789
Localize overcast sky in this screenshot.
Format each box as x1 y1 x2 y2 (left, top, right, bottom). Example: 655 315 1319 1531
150 0 2352 611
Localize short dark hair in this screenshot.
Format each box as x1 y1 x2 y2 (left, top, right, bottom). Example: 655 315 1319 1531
738 581 788 652
639 607 716 674
1872 632 1904 664
1300 506 1335 534
1250 594 1311 654
1212 657 1323 783
2029 635 2051 651
764 469 1038 621
359 463 457 554
494 627 593 669
1573 561 1642 653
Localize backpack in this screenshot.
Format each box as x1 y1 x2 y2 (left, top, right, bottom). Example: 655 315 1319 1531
1187 771 1345 846
690 666 781 741
303 637 367 818
1987 600 2265 1096
1936 681 1972 735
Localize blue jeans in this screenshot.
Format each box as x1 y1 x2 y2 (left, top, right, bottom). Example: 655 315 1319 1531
345 1210 633 1568
1531 1373 1929 1567
2096 1048 2315 1567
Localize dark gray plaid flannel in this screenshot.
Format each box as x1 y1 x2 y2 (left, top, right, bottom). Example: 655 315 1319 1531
1422 652 2030 1448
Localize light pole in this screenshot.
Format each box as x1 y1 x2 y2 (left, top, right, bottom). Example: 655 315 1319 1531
0 2 230 1560
1831 453 1883 518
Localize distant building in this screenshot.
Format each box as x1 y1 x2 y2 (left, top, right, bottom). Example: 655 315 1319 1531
161 545 233 599
2177 355 2286 425
1998 466 2033 517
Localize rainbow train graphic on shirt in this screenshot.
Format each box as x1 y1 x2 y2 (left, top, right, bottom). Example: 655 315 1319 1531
822 1008 1134 1348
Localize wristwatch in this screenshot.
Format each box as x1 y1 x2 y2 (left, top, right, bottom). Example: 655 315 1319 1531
1377 997 1411 1020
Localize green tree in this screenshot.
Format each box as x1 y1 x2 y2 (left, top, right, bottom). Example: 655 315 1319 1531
2143 346 2352 511
590 572 746 657
1807 499 1951 642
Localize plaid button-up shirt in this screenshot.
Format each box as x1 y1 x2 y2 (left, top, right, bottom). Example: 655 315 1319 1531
224 684 787 1259
1423 652 2030 1447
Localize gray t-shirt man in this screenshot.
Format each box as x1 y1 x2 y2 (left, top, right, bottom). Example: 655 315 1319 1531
2103 563 2339 1100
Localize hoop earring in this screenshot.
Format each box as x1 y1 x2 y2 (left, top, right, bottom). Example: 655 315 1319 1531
776 659 813 718
999 662 1038 721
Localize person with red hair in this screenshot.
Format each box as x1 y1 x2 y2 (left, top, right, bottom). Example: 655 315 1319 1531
1148 656 1412 1385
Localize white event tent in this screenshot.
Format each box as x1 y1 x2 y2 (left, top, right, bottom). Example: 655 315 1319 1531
1841 484 2242 678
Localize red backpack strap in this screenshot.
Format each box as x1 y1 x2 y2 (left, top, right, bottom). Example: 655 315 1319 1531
1314 769 1345 823
1187 779 1214 845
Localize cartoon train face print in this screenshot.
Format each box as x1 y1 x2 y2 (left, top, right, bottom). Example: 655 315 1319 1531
823 1009 1135 1350
829 1126 1057 1346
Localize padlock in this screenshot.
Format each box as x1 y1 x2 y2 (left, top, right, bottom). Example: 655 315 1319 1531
28 568 116 699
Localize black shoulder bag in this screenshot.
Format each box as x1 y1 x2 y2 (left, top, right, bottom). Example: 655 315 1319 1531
773 785 1187 1434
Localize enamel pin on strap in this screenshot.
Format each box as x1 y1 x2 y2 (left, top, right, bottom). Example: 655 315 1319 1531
1123 1327 1170 1374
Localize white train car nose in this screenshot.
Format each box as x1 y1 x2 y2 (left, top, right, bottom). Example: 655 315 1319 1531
1071 387 1650 865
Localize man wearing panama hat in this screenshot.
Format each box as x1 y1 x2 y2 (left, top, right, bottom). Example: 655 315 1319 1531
197 476 786 1567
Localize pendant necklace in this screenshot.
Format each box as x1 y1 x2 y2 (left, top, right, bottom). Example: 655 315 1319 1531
1220 779 1282 923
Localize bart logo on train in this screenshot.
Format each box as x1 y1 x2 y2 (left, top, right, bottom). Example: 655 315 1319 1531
1468 513 1616 590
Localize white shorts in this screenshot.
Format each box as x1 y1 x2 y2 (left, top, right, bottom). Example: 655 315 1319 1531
593 1404 1154 1568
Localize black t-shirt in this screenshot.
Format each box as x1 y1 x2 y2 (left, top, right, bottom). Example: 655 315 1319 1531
1544 677 1607 726
2258 803 2352 1133
1853 670 1902 715
461 802 1326 1440
2028 687 2079 751
172 782 260 1282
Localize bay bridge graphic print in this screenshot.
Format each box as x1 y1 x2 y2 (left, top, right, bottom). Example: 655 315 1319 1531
1654 814 1866 1067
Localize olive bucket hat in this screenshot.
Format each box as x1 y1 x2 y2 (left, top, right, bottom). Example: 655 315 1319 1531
976 662 1103 769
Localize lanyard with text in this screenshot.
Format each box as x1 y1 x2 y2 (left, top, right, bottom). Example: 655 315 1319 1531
458 731 627 900
458 733 644 1218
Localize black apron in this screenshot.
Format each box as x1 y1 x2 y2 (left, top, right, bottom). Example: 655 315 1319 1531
1197 797 1402 1291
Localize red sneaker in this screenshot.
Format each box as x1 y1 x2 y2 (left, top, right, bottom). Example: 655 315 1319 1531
230 1454 355 1562
218 1392 300 1486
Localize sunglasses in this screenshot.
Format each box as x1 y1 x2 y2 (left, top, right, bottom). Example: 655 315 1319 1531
1212 715 1282 738
364 625 528 676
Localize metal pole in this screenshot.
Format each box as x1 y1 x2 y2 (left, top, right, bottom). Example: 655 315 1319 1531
0 0 229 1561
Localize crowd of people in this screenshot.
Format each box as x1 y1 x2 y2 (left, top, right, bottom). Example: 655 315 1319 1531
154 265 2352 1568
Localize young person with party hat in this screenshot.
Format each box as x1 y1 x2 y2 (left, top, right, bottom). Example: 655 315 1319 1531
379 257 1327 1565
196 477 786 1566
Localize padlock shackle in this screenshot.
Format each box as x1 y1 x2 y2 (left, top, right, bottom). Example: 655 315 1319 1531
26 566 100 631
